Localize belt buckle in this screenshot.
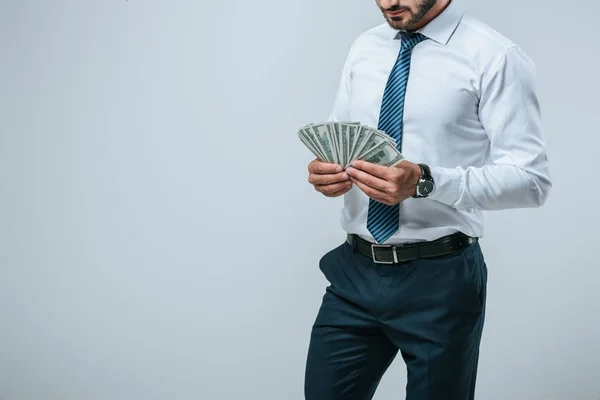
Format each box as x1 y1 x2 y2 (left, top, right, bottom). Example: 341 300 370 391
371 244 398 264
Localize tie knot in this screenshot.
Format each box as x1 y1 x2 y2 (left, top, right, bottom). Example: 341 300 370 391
399 31 426 50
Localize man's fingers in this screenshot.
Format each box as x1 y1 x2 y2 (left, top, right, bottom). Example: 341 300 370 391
349 177 392 204
309 171 350 186
346 167 389 191
316 181 352 196
350 160 392 180
308 159 343 174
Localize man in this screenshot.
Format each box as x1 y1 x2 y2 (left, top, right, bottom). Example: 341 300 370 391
303 0 552 399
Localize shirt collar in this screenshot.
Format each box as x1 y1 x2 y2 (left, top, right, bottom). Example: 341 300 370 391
388 0 464 45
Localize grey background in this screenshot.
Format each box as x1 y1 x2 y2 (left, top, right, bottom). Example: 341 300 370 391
0 0 598 399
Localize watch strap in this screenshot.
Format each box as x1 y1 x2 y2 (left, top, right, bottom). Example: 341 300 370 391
418 163 432 180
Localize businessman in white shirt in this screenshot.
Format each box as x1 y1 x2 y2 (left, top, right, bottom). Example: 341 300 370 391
303 0 551 399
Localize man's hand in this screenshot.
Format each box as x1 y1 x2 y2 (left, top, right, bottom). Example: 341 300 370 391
308 159 353 197
345 160 422 205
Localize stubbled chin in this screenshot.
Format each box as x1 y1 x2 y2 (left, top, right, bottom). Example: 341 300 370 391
388 20 408 30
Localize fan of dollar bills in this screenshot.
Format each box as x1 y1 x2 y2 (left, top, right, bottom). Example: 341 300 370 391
297 121 404 169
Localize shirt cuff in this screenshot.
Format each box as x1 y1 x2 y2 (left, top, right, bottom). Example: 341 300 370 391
427 166 464 207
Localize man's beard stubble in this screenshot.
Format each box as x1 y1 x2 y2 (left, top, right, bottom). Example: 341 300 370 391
383 0 437 31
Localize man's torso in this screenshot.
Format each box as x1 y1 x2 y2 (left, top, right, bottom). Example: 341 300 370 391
333 3 517 244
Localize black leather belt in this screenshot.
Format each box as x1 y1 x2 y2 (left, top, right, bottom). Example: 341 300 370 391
347 232 477 264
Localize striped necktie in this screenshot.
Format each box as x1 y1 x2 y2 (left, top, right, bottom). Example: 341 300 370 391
366 31 427 244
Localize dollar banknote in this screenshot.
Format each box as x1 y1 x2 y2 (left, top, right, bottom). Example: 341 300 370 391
296 121 404 168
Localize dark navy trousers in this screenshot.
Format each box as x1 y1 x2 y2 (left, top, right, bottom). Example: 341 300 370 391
304 238 487 400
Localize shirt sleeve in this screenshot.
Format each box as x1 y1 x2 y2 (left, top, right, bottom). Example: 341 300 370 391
427 45 552 210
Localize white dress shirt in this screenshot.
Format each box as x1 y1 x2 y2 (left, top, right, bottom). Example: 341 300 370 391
329 0 552 245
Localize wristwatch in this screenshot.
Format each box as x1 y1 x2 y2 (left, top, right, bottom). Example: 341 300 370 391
413 163 435 198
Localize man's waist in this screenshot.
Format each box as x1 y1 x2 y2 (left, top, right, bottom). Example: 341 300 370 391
346 231 478 264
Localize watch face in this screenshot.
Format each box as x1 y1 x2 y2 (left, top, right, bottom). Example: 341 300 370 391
419 181 434 196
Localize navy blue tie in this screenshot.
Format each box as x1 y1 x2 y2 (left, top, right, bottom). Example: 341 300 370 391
366 31 426 244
